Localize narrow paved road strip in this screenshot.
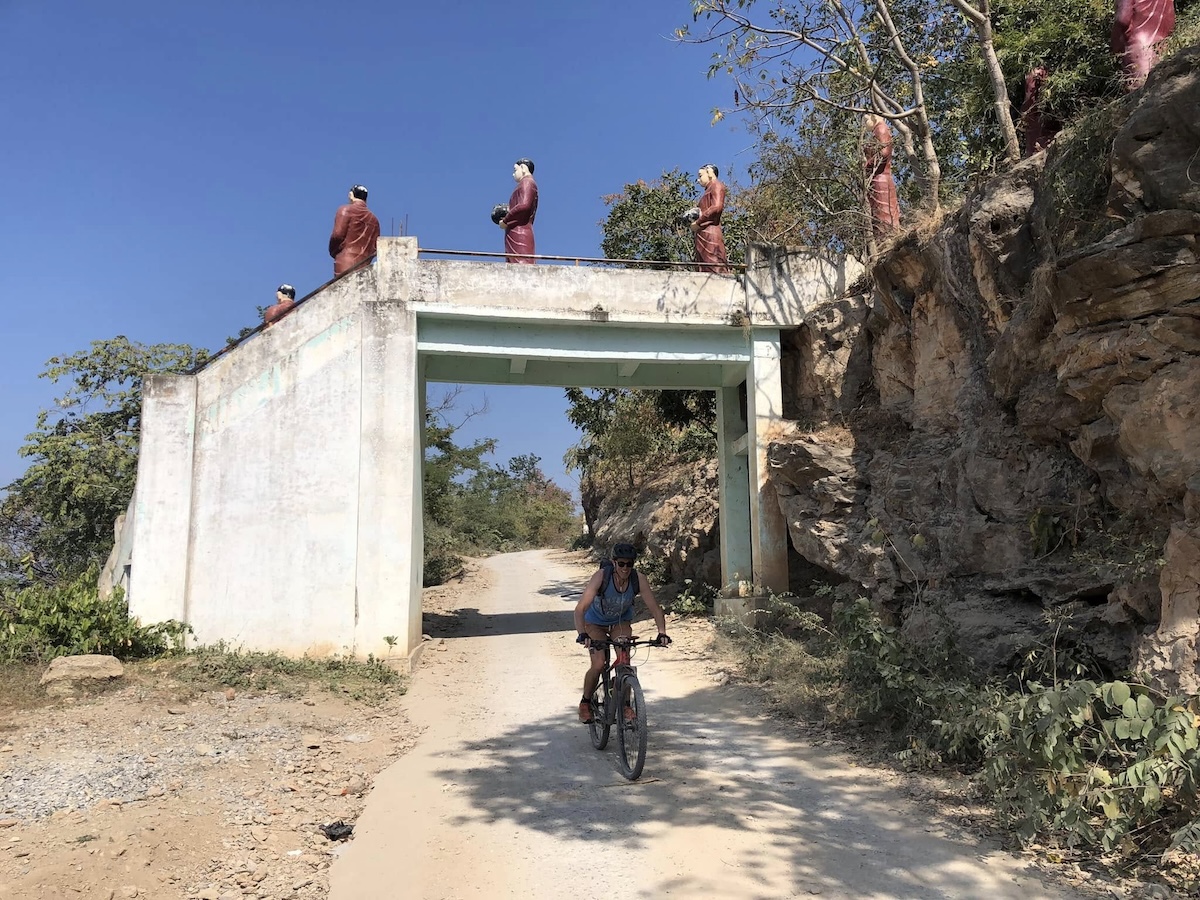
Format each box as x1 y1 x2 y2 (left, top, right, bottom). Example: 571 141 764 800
330 549 1084 900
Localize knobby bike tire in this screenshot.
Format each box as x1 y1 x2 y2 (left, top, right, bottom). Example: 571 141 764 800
615 675 648 780
588 676 611 750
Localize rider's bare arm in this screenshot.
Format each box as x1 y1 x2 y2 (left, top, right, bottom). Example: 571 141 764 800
637 572 669 638
574 571 604 635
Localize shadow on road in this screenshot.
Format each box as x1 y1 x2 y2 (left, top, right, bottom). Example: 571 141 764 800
427 679 1068 900
423 607 577 639
536 576 585 599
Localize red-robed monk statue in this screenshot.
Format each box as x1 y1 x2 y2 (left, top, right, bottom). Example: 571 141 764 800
328 184 380 277
1112 0 1176 89
264 284 297 327
1021 66 1060 156
498 158 538 263
863 115 901 241
691 164 731 275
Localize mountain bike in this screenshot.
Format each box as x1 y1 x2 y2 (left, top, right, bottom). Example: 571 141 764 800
586 636 666 780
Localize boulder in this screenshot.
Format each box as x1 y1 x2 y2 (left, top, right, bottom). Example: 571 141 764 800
40 654 125 697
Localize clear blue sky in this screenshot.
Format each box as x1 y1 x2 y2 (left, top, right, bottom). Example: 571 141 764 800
0 1 750 496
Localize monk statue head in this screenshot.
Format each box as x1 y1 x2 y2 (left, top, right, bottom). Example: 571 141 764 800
698 164 718 187
513 158 534 181
348 184 369 203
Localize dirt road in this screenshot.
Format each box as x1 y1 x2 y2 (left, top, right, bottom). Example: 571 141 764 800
330 549 1090 900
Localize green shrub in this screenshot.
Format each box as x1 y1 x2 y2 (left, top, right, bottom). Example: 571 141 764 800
423 551 461 588
983 681 1200 865
666 579 716 616
0 566 189 663
634 553 669 588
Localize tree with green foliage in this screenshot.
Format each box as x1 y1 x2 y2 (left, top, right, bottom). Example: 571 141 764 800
588 171 724 486
601 167 749 266
678 0 1170 252
422 400 579 585
680 0 951 212
563 387 716 523
935 0 1124 171
1 337 207 585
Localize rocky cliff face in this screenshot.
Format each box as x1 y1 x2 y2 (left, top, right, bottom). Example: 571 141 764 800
769 47 1200 690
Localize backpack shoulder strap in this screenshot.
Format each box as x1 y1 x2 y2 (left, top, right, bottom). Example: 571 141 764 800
597 559 614 597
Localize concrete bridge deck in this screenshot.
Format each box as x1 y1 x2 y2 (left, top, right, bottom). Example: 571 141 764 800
122 237 860 660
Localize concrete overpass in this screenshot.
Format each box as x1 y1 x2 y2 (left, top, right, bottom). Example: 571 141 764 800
122 237 859 661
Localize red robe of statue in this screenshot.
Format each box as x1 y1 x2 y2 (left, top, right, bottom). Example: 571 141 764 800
328 201 381 277
263 297 296 327
864 118 901 241
693 179 731 274
503 175 538 263
1021 66 1061 156
1112 0 1176 89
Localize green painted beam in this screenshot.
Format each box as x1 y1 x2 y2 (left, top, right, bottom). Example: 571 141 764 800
417 317 753 363
422 355 740 389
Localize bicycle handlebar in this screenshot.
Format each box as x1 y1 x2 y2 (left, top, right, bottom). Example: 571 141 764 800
585 636 670 649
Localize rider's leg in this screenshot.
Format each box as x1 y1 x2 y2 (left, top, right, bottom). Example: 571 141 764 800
582 622 610 697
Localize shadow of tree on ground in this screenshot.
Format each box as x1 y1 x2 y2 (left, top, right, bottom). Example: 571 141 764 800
428 678 1076 900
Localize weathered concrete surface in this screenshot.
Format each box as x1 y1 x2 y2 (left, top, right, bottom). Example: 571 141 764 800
129 239 858 658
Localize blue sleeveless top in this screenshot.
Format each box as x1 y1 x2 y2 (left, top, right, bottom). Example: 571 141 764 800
588 568 638 625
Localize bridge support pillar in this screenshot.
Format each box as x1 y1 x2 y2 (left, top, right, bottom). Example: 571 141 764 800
748 332 788 594
354 301 425 659
716 385 752 616
131 375 197 626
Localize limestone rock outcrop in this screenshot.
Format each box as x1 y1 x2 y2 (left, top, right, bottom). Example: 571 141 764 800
770 46 1200 688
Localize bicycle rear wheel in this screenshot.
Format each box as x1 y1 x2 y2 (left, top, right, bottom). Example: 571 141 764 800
588 679 610 750
615 675 648 780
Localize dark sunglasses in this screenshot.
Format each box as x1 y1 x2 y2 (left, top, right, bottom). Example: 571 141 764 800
615 560 633 568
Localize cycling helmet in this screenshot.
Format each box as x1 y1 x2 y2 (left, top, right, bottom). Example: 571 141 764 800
612 542 637 560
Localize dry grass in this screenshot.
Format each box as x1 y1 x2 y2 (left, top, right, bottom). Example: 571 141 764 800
1158 13 1200 61
0 664 47 721
0 649 407 726
911 203 955 246
715 617 849 724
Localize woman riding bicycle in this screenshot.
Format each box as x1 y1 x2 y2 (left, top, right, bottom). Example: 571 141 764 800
573 542 671 723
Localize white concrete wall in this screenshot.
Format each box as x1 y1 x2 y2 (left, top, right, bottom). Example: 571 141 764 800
743 244 863 326
188 275 367 654
131 375 197 624
748 332 789 592
716 383 753 614
354 299 424 658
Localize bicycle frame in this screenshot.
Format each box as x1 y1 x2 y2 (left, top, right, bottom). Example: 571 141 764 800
586 637 658 779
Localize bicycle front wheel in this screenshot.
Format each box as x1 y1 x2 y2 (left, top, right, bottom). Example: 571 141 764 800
588 680 610 750
615 675 648 780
